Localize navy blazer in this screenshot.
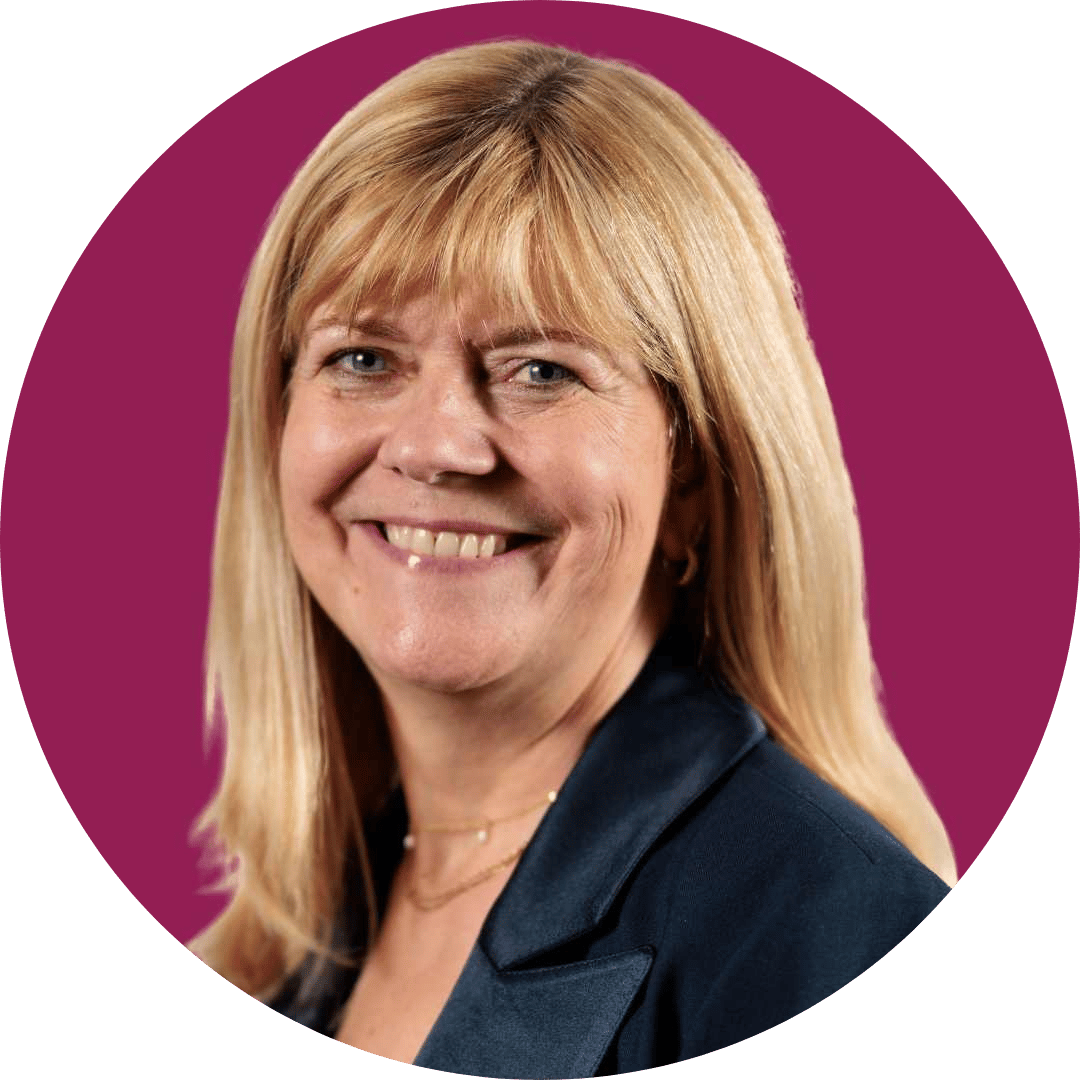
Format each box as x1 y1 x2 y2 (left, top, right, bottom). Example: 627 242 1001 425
270 634 949 1076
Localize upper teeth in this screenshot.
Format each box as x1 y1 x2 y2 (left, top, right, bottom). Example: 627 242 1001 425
384 524 509 559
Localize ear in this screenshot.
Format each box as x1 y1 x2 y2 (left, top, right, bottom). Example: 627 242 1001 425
658 429 708 562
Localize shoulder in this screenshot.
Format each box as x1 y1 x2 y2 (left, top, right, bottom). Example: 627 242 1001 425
664 736 949 931
643 734 950 1010
639 736 949 1054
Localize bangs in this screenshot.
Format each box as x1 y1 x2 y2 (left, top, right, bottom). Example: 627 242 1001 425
278 115 677 373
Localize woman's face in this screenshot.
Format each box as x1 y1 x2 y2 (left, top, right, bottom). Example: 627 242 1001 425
279 292 680 699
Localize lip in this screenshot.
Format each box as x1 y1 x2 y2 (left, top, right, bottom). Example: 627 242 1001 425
354 522 544 571
368 516 534 538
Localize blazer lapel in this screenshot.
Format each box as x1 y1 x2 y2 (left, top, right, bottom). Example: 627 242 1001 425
393 634 765 1077
414 944 653 1078
479 639 766 973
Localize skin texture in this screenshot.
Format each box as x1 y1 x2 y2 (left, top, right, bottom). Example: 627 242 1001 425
278 293 700 1061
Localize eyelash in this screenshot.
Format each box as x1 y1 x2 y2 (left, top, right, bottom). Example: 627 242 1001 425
330 348 388 376
325 349 579 390
509 361 576 386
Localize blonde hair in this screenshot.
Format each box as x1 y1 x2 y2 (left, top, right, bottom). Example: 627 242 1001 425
192 40 957 998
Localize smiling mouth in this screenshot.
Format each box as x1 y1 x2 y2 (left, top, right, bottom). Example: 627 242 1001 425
374 523 541 559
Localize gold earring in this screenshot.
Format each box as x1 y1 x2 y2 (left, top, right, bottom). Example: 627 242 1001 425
676 546 699 587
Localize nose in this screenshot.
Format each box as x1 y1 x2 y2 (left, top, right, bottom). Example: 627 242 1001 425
376 371 498 484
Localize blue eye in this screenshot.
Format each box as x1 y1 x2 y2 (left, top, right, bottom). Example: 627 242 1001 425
512 361 574 385
333 349 387 374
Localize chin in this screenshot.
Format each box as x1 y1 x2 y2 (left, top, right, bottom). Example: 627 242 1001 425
361 621 520 696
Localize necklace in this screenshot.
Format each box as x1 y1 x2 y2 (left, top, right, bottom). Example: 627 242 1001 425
403 788 559 911
406 842 530 911
403 789 557 849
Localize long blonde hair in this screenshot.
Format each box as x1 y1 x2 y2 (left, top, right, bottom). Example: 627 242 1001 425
192 39 957 998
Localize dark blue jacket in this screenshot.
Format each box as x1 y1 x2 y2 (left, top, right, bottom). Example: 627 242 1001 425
270 635 949 1076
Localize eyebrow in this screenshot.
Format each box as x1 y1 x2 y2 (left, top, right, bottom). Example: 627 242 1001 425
305 316 603 356
303 315 409 345
480 325 600 352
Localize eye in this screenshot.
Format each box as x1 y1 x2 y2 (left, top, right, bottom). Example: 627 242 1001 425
510 361 576 386
330 348 388 375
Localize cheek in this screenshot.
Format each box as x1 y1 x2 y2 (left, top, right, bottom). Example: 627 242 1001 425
278 403 367 599
278 409 354 585
279 396 368 515
278 412 324 531
551 406 671 550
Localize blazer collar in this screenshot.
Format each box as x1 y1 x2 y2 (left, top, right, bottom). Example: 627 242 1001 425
477 631 767 971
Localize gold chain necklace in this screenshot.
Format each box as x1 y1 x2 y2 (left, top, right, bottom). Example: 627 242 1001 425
406 843 530 911
403 789 557 849
403 789 559 911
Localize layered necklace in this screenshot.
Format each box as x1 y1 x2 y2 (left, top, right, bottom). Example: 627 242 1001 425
404 789 558 911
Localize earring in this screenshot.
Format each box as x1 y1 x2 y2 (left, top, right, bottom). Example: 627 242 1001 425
676 546 699 587
660 544 700 586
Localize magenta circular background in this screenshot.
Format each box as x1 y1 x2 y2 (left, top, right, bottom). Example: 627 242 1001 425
3 3 1076 944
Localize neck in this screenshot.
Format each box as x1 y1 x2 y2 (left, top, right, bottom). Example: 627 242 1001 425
373 606 669 881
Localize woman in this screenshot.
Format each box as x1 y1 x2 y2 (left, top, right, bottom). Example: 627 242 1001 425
193 40 955 1075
